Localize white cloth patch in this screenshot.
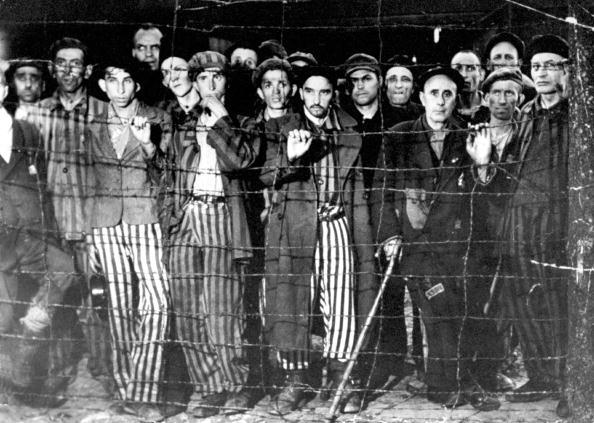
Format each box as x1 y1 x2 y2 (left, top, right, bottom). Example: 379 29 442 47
425 282 445 300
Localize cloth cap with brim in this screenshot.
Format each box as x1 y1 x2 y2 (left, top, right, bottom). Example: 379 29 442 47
481 67 523 93
484 32 525 60
527 35 569 60
296 65 336 87
287 51 318 67
343 53 381 76
252 58 294 87
417 66 465 93
6 58 47 81
189 51 228 75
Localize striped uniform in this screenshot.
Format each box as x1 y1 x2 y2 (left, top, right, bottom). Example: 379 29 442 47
169 200 248 394
38 91 108 239
92 222 169 403
163 105 250 394
278 117 357 370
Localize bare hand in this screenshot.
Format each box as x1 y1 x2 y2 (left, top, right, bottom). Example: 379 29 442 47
466 123 491 166
201 95 228 121
287 129 313 162
381 235 403 262
405 188 429 230
131 116 151 144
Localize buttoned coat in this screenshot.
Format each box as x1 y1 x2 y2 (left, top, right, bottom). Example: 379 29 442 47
371 115 473 276
259 109 377 354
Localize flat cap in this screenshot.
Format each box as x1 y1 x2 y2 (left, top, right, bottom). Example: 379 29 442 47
295 65 336 87
6 58 47 81
287 51 318 67
484 32 525 60
252 58 293 87
417 66 464 93
527 34 569 60
189 50 228 74
343 53 381 76
481 67 523 93
258 39 288 62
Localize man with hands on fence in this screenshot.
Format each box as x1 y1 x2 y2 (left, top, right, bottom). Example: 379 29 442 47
372 65 498 411
258 65 376 416
86 58 172 422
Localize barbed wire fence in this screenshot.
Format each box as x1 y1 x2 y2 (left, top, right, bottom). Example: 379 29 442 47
0 0 593 421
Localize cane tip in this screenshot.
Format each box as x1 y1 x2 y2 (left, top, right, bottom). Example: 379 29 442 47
324 415 337 423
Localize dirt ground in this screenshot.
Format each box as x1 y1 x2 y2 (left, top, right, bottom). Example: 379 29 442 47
0 355 565 423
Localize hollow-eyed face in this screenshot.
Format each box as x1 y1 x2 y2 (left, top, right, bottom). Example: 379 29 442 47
257 69 291 111
300 75 333 119
385 66 414 106
160 57 192 98
419 74 457 127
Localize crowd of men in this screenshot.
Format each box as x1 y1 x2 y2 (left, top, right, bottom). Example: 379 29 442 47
0 23 572 421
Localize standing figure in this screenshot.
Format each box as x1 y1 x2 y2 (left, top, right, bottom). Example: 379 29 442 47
88 58 171 422
162 51 254 418
259 65 376 415
498 35 570 419
372 66 498 409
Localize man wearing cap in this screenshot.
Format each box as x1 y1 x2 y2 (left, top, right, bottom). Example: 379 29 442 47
258 65 375 415
5 58 46 122
465 67 524 393
495 35 570 416
483 32 536 105
159 50 254 418
342 52 407 383
371 66 498 409
451 50 485 123
287 51 318 68
86 57 172 421
383 54 423 127
379 53 425 382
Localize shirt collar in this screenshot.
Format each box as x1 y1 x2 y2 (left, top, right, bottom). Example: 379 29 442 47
49 88 89 113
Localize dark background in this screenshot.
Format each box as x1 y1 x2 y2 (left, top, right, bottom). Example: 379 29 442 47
0 0 573 68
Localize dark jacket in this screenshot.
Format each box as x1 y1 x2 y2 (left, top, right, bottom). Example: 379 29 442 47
87 102 171 228
259 108 377 352
158 113 255 262
0 118 55 236
371 115 474 276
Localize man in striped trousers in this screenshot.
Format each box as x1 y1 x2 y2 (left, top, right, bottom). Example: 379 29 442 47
160 51 254 418
87 58 171 422
258 66 376 415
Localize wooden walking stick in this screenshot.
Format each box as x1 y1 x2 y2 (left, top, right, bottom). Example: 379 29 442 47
325 254 397 422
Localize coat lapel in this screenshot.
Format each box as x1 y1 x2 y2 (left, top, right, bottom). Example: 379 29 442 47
335 109 362 181
0 120 25 181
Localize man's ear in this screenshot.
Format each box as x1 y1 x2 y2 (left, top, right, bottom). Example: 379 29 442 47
419 91 426 107
299 87 304 101
84 64 93 80
98 79 106 94
519 93 525 105
291 83 297 96
135 82 141 93
0 83 8 103
479 67 486 83
256 87 264 101
48 62 55 77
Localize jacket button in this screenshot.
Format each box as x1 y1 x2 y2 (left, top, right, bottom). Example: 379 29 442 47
277 212 283 220
317 178 324 186
62 167 68 173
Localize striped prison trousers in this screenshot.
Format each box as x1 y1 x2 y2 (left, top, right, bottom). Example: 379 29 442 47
92 222 170 404
168 200 248 394
278 214 357 370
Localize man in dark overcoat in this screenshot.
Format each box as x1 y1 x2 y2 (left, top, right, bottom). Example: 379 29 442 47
258 66 376 415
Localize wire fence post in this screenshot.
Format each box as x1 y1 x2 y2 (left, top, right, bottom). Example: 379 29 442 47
567 1 594 420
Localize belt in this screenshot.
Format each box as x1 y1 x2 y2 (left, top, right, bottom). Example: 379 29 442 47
192 194 226 204
317 204 345 222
